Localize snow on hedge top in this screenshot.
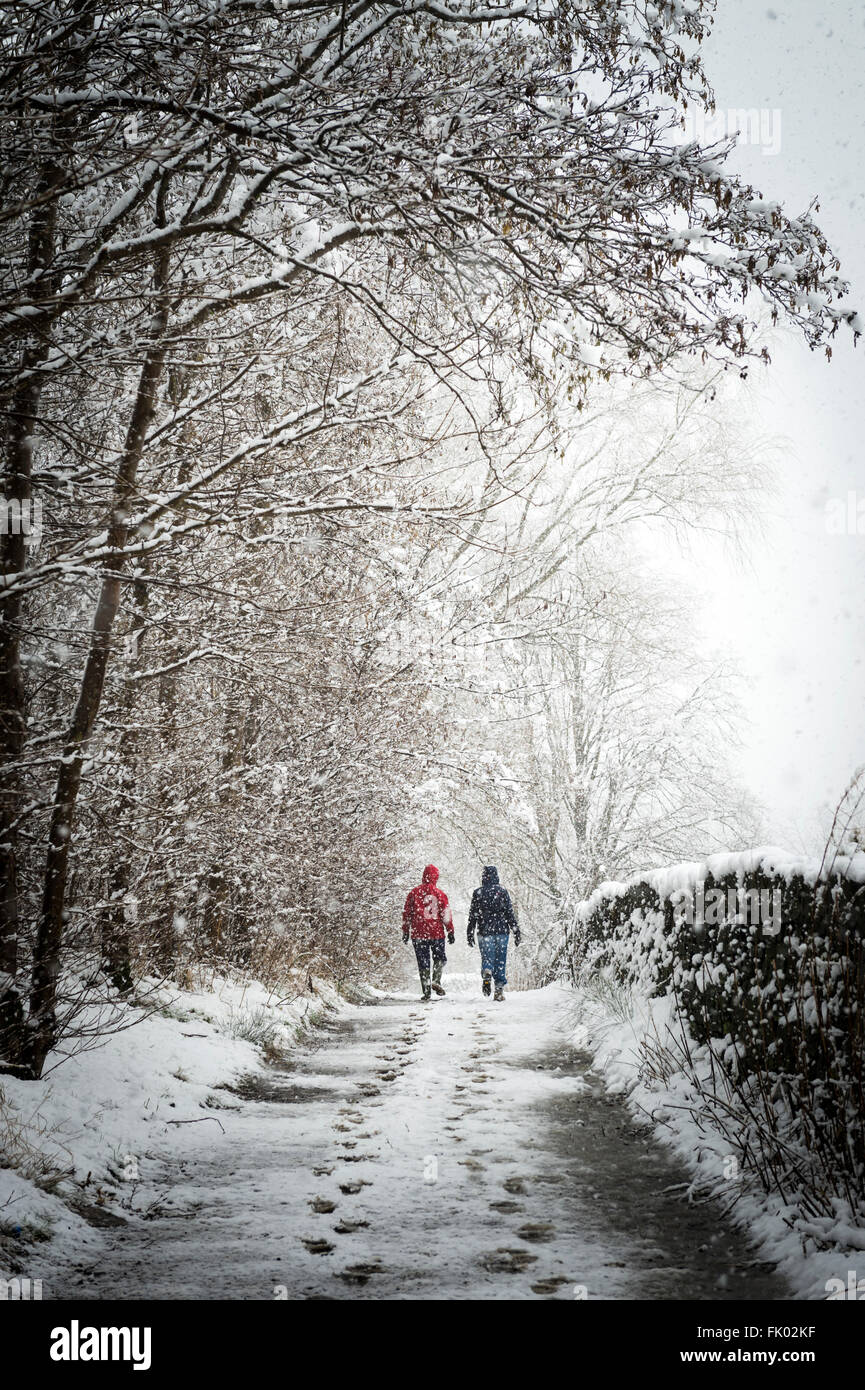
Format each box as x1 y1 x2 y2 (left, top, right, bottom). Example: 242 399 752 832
574 845 865 921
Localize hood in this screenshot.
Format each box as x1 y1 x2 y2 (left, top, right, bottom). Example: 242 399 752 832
421 864 439 886
481 866 499 888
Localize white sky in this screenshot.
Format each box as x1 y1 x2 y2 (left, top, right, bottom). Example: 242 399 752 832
682 0 865 851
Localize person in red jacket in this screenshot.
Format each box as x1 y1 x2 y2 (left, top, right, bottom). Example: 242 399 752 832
402 864 455 1000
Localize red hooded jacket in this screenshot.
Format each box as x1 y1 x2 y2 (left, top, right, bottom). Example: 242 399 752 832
402 865 454 942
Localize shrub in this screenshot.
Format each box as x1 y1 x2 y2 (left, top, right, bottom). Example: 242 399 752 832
568 848 865 1218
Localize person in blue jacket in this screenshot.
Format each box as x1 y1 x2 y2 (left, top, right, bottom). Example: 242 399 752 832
466 866 520 1001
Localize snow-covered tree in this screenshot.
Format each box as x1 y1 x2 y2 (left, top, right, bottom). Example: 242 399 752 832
1 0 856 1076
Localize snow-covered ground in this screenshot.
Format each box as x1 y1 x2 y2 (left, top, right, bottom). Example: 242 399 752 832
0 973 340 1280
2 972 797 1300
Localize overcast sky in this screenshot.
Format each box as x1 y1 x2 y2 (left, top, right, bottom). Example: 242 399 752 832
678 0 865 852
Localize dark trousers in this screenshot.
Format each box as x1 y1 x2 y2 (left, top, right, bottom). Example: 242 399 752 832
413 938 446 986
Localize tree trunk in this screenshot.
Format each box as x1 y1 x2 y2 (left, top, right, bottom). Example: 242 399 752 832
0 169 62 1071
100 572 150 994
201 693 246 961
18 243 171 1079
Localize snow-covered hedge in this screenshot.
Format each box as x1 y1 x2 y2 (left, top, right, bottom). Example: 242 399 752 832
568 847 865 1206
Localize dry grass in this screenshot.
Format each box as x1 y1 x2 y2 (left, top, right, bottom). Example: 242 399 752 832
0 1085 74 1193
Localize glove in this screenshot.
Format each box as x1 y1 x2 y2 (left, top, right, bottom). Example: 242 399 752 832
447 933 455 946
402 932 410 946
467 934 474 949
514 931 521 947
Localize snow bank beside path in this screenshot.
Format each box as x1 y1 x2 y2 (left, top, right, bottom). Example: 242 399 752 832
0 973 343 1281
566 982 865 1300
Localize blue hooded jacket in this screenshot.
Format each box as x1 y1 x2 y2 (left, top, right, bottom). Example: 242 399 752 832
467 866 520 945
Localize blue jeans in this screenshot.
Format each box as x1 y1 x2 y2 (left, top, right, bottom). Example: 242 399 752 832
479 933 509 986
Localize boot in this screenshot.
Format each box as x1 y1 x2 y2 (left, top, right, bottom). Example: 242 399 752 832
431 960 445 996
494 984 504 1002
482 972 491 997
419 970 432 1001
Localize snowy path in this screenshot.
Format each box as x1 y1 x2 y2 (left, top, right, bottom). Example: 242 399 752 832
55 984 788 1301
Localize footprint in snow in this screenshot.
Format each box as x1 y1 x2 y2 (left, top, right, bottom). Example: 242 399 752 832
531 1277 570 1296
338 1261 384 1285
479 1248 538 1274
333 1219 370 1234
339 1180 372 1194
516 1223 555 1243
302 1237 334 1255
489 1200 523 1214
502 1177 528 1194
309 1197 337 1214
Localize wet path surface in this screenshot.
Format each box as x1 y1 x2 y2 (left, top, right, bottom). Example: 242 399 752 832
54 986 788 1300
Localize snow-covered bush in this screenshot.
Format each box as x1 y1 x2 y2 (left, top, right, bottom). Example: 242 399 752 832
568 847 865 1217
1 0 857 1079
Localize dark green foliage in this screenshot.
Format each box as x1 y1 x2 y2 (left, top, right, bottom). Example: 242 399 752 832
570 864 865 1193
